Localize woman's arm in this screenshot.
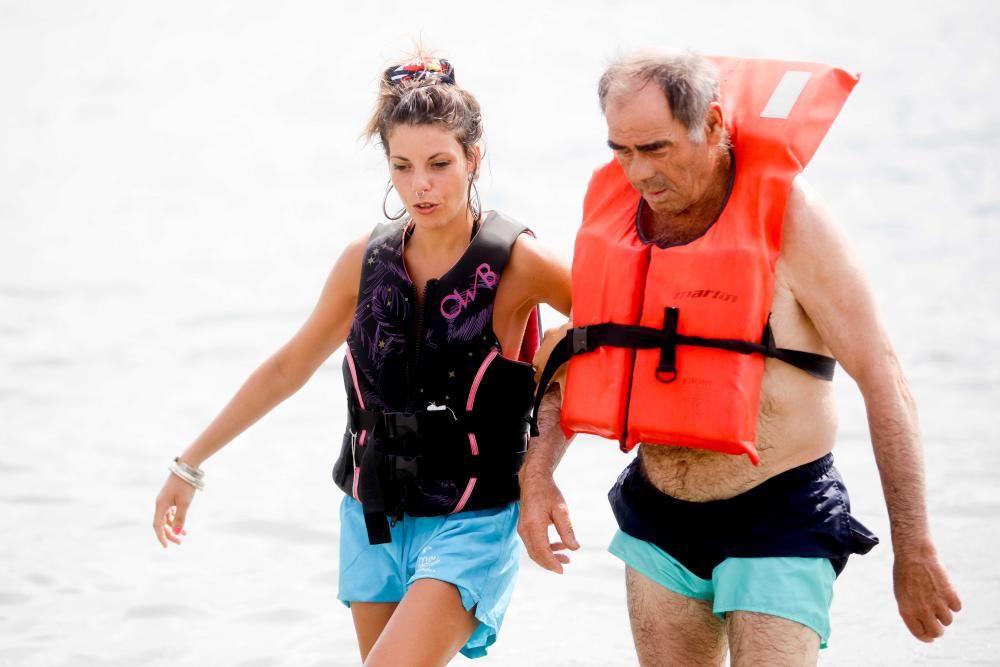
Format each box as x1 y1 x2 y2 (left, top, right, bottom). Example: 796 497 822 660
153 233 368 547
492 232 572 359
515 233 572 316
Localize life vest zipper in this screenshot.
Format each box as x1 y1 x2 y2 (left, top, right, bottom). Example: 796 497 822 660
407 279 436 410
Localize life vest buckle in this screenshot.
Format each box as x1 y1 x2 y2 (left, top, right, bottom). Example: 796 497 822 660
655 369 678 384
384 412 420 439
381 406 461 441
390 455 419 480
656 307 680 383
572 327 589 354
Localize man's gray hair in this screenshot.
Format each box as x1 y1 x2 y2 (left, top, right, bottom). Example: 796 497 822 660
598 51 721 143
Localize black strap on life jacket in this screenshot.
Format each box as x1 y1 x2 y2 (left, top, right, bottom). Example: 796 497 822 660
348 404 528 544
529 307 836 437
356 443 391 545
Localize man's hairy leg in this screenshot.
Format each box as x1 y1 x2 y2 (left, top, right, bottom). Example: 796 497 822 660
727 611 819 667
625 566 727 667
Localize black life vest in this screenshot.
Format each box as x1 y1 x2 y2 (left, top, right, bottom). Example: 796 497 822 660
332 211 539 544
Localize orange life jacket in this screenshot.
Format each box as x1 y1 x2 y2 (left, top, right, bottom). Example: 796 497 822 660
534 57 857 464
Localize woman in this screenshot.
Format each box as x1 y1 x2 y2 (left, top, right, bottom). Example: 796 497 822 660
152 55 571 665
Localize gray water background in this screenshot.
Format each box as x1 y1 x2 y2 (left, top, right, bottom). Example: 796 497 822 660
1 1 998 665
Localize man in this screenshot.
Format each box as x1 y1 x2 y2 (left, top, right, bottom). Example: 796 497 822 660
519 52 961 666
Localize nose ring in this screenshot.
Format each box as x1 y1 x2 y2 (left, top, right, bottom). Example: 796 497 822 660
416 190 425 200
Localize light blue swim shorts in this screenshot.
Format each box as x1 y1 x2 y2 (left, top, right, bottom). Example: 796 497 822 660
609 529 837 647
338 496 520 659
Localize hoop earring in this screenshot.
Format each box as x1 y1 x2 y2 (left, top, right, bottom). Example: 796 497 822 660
382 181 407 221
466 178 482 224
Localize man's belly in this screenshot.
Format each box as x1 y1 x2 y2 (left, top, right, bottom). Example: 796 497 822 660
638 357 839 501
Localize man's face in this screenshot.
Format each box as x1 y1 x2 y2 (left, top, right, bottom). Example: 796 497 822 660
605 82 717 216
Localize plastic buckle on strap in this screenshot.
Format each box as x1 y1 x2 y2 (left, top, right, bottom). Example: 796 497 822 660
657 307 679 384
392 455 419 480
571 327 589 354
385 412 419 439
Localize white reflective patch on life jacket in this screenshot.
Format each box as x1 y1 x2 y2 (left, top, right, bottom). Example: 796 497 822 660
760 70 813 119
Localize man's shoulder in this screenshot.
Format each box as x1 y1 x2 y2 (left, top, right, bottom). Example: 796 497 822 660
784 177 823 230
781 177 844 260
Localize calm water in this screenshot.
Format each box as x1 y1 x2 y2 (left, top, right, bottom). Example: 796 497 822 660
2 1 998 665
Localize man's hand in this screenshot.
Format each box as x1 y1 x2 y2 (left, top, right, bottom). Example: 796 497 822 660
893 543 962 641
533 322 572 385
518 467 580 573
781 183 962 642
519 380 577 573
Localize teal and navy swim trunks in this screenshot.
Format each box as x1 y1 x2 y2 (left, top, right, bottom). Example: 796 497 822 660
611 530 838 645
608 454 879 646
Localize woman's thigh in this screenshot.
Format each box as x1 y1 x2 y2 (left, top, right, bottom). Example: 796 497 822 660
350 601 398 663
363 579 478 667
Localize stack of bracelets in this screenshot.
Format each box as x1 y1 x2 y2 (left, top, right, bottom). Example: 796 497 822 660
169 457 205 491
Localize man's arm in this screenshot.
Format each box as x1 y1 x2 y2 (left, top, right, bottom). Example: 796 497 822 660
783 180 961 641
518 382 580 573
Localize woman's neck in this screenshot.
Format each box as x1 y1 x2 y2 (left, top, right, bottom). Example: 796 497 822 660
406 211 477 259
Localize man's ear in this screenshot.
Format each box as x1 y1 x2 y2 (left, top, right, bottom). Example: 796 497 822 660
705 102 725 145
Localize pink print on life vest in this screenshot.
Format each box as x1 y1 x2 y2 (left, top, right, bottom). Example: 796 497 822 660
440 263 498 320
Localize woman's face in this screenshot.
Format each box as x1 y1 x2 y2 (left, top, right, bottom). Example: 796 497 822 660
386 123 477 230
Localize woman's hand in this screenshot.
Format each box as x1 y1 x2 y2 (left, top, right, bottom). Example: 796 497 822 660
153 474 196 548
